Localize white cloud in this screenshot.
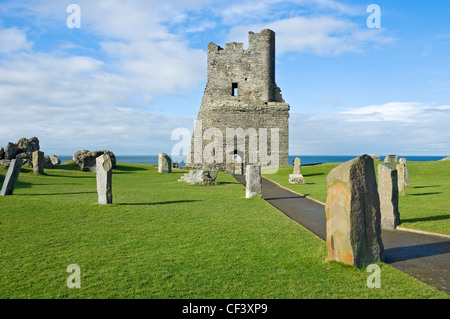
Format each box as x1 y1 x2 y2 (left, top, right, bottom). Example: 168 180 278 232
290 102 450 155
228 15 394 56
0 27 32 53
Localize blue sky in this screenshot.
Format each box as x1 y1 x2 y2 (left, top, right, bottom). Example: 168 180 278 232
0 0 449 156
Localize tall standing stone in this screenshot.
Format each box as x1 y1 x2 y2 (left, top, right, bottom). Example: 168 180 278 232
293 157 301 174
158 152 172 173
325 155 384 267
96 154 113 205
246 164 262 198
289 157 304 184
32 150 44 174
396 163 406 195
377 164 400 230
399 158 409 187
0 159 23 196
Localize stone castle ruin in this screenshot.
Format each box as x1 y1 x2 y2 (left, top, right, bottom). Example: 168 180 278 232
186 29 290 171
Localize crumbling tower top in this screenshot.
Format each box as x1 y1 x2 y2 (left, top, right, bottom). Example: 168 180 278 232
204 29 284 105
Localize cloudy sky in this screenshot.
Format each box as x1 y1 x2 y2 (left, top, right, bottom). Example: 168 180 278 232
0 0 449 156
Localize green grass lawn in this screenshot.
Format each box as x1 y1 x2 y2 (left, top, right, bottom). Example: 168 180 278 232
263 160 450 235
0 162 448 298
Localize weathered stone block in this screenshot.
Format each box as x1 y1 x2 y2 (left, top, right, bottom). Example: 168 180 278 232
289 174 304 184
73 150 116 172
370 154 380 161
32 150 44 174
325 155 384 267
0 159 23 196
50 155 61 165
5 142 17 160
246 164 262 198
158 152 172 173
377 164 400 230
384 155 398 164
96 154 113 204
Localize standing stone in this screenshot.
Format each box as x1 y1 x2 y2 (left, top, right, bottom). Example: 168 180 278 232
377 164 400 230
325 155 384 267
0 147 4 160
245 164 262 198
32 151 44 174
384 155 398 164
396 163 406 195
5 143 18 160
399 158 409 187
289 157 304 184
96 154 113 204
0 159 23 196
158 152 172 173
293 157 301 174
370 154 380 161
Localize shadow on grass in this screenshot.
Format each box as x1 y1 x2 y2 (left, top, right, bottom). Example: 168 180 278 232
384 241 450 263
19 191 96 196
118 200 201 206
412 185 441 189
401 214 450 223
15 181 33 189
48 174 94 179
114 164 149 172
303 173 325 177
408 192 442 196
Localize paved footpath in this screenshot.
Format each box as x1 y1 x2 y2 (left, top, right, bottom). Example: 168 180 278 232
235 175 450 294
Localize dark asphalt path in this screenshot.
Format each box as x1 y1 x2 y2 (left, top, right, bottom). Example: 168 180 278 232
235 175 450 294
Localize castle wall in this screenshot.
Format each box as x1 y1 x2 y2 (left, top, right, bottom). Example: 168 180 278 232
187 29 290 170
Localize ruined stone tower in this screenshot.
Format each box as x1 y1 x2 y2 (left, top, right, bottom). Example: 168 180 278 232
187 29 290 171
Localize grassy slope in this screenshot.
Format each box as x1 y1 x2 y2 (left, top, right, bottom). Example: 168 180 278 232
263 160 450 235
0 162 448 298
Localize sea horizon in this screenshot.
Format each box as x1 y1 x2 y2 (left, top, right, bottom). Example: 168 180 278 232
56 154 448 167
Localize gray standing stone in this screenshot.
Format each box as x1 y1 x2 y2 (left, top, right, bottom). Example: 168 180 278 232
245 164 262 198
370 154 380 161
325 155 384 267
0 159 23 196
399 158 409 187
32 151 44 174
96 154 113 204
5 143 17 160
384 155 398 164
396 163 406 195
0 147 4 160
377 164 400 230
293 157 301 175
158 152 172 173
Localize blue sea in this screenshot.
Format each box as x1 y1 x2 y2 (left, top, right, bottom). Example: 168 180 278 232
57 155 447 167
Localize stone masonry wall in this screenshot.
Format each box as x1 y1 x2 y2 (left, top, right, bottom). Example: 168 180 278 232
187 29 290 170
